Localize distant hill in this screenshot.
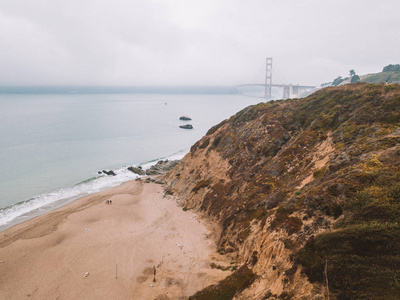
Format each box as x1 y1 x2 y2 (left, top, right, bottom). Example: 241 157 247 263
326 64 400 87
362 64 400 84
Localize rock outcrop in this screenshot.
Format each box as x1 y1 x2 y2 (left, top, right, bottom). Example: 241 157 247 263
164 83 400 299
127 166 145 175
102 170 116 176
146 160 180 176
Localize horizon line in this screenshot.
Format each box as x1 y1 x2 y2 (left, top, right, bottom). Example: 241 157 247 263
0 85 240 95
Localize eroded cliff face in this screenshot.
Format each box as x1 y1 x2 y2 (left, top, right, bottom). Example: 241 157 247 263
165 83 400 299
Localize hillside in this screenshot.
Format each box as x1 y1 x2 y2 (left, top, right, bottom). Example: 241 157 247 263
164 83 400 299
334 64 400 86
363 64 400 84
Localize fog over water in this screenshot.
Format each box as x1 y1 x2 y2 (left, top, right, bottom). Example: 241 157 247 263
0 0 399 87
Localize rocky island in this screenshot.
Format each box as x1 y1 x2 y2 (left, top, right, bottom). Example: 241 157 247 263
180 115 192 121
180 124 193 129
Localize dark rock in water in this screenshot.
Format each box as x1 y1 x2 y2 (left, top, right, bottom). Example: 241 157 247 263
102 170 116 176
145 160 180 175
127 166 145 175
180 124 193 129
180 115 192 121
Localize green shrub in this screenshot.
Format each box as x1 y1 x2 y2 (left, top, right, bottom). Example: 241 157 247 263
286 217 303 235
313 166 327 178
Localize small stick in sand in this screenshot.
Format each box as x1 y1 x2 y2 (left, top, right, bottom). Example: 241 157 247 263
153 265 156 282
157 259 163 268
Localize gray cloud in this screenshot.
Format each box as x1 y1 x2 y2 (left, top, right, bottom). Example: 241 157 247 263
0 0 399 86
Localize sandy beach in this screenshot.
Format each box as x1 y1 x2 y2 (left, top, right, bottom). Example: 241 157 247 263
0 179 229 299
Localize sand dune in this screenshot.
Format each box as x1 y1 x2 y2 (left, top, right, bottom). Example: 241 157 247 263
0 180 228 299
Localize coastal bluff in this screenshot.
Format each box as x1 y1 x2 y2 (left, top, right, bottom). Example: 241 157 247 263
165 83 400 299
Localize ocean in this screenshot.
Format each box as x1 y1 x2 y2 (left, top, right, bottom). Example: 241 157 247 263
0 92 263 231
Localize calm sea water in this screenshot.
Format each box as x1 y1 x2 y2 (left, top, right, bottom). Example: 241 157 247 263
0 93 263 230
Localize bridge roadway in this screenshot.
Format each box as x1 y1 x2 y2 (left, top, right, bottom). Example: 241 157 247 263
236 83 316 98
236 83 316 89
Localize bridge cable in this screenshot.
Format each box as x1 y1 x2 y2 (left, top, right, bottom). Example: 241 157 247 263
249 63 265 84
272 60 287 85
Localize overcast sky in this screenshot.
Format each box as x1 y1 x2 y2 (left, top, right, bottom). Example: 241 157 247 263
0 0 399 87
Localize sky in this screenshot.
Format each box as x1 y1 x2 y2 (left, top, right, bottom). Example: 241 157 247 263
0 0 399 87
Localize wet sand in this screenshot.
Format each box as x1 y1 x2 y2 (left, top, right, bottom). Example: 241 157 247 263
0 179 228 299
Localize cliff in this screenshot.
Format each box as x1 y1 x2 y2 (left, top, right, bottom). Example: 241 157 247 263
164 83 400 299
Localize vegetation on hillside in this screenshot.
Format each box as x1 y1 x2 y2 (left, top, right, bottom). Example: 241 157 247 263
363 64 400 84
383 64 400 73
325 64 400 87
178 83 400 299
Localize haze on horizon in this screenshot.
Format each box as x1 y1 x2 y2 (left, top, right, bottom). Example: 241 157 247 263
0 0 399 87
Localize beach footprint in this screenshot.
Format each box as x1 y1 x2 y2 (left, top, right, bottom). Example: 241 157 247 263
136 266 155 283
136 275 148 283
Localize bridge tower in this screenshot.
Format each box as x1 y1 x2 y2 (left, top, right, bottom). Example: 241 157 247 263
264 57 273 99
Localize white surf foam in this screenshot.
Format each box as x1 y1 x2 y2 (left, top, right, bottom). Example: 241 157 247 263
0 150 188 231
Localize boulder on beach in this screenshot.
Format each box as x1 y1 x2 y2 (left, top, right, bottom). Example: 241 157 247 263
127 166 145 175
145 160 180 175
146 169 163 176
179 124 193 129
179 115 192 121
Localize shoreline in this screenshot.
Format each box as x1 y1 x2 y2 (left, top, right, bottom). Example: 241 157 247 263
0 152 188 233
0 178 229 299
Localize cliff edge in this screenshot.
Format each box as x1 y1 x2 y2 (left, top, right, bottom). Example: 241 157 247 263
165 83 400 299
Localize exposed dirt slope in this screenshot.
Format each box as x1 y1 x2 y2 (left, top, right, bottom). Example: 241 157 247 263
165 83 400 299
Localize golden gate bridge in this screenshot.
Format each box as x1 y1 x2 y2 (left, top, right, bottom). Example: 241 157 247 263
235 57 316 99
